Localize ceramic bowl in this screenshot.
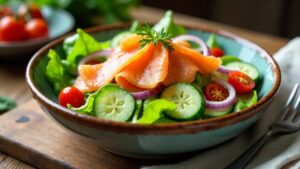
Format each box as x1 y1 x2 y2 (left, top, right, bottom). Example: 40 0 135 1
0 7 74 60
26 23 281 158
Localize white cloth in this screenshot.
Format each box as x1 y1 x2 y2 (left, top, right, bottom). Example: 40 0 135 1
142 38 300 169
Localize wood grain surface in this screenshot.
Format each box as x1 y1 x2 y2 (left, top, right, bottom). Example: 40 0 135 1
0 100 142 169
0 5 291 169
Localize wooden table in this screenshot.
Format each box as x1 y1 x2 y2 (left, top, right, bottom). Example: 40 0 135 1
0 5 292 169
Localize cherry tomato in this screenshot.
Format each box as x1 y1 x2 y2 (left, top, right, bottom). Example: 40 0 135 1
228 71 255 94
210 47 224 57
25 18 49 39
204 82 229 101
0 6 12 18
0 16 25 41
29 4 44 19
59 86 85 108
18 4 44 20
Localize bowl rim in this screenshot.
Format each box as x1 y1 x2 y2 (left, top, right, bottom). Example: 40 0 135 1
26 22 281 135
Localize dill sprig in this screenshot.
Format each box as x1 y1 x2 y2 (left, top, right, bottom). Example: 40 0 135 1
136 24 174 52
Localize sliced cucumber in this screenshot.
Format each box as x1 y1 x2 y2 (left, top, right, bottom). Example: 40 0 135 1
94 84 135 122
204 105 233 118
225 61 260 83
221 55 241 65
161 83 204 120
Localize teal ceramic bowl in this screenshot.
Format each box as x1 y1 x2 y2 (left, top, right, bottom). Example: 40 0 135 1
26 23 281 158
0 7 74 59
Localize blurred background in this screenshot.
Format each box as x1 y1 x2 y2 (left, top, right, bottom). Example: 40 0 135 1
1 0 299 38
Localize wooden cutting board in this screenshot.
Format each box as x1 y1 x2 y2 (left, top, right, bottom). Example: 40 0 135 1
0 100 176 169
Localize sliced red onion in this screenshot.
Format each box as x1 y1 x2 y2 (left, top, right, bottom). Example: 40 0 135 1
131 84 165 100
172 35 210 56
217 66 236 74
205 77 237 109
79 49 114 66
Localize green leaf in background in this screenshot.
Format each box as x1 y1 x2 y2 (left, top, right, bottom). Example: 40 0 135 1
66 29 111 65
234 90 258 112
137 99 176 124
206 34 220 48
68 92 98 115
46 49 72 93
0 97 16 113
153 10 186 38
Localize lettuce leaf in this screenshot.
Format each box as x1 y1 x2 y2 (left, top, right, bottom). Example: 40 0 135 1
46 49 72 93
68 92 98 115
153 10 186 38
0 96 16 113
234 90 257 112
66 29 111 65
137 99 176 124
131 100 143 123
207 34 220 48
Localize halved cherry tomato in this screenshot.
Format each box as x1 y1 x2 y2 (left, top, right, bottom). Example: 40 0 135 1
59 86 85 108
210 47 224 57
228 71 255 94
0 16 25 41
25 18 48 39
204 82 229 101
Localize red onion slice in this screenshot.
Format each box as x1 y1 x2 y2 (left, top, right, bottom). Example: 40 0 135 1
205 77 237 109
172 35 210 56
217 66 237 74
131 84 165 100
79 49 114 66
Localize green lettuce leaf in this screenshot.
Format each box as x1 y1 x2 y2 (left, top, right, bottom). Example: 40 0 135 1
234 90 257 112
66 29 111 65
46 49 72 93
131 100 143 123
207 34 220 48
68 92 98 115
138 99 176 124
153 10 186 37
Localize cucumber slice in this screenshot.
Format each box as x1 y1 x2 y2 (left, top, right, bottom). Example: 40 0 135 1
204 105 233 118
221 55 241 65
161 83 204 120
94 84 135 122
225 61 260 83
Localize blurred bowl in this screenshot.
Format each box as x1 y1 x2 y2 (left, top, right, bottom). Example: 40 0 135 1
0 6 74 60
26 23 280 158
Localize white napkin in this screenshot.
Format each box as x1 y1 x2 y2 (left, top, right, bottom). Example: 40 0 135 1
142 37 300 169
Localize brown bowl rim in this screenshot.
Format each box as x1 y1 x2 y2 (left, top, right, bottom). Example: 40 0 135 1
26 22 281 135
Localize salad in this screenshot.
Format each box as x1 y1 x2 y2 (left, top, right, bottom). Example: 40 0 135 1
45 11 259 124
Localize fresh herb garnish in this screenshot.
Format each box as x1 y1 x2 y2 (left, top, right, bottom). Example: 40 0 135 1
136 24 174 52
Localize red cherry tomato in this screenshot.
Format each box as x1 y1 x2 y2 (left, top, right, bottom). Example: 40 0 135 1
18 4 44 20
0 6 13 18
59 86 85 108
25 18 49 39
210 47 224 57
29 4 44 19
0 16 25 41
228 71 255 94
204 82 229 101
